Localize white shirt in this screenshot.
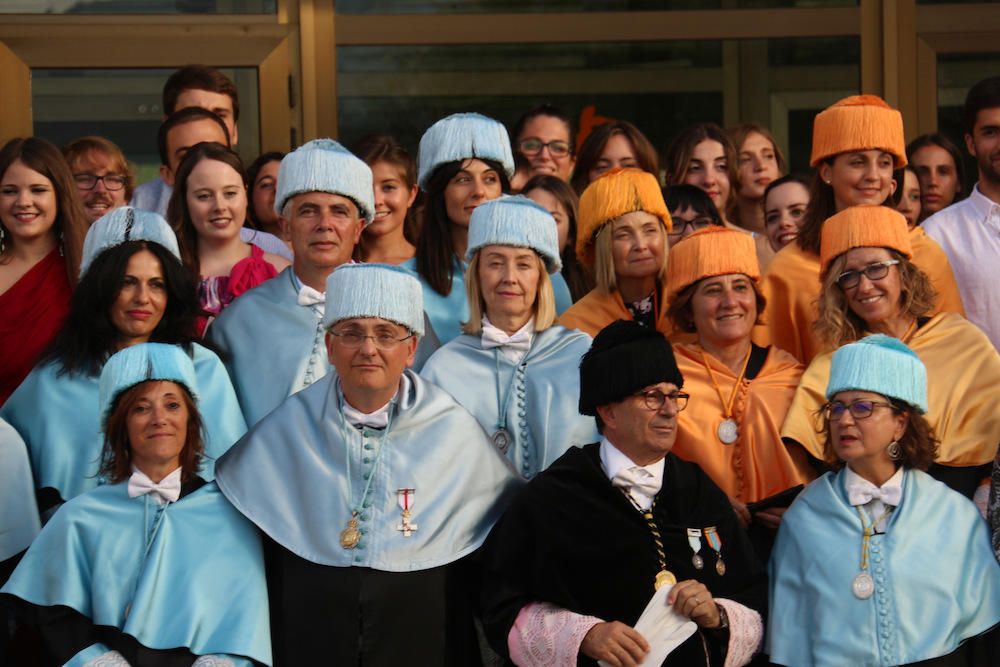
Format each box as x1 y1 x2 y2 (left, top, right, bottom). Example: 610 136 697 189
844 466 904 533
342 375 411 429
481 316 535 364
598 437 665 510
923 184 1000 350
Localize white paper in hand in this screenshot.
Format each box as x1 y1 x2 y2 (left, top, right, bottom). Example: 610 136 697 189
597 585 698 667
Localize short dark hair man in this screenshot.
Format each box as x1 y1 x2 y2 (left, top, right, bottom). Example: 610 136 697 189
924 76 1000 351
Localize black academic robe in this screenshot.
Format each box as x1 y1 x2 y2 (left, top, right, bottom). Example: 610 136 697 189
263 538 481 666
480 444 767 667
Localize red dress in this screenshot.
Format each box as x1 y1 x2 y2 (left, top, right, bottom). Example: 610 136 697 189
196 244 278 337
0 249 71 406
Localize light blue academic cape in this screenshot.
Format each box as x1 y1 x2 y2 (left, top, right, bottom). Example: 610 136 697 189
401 257 573 346
768 467 1000 667
1 481 271 665
216 370 522 570
206 268 328 427
0 418 39 561
0 344 246 503
421 326 597 479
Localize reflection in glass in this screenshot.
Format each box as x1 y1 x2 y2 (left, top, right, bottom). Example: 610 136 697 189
31 68 260 186
335 0 856 14
337 37 859 174
0 0 275 13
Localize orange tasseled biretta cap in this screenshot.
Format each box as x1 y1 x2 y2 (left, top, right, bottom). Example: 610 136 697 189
810 95 907 168
576 168 671 267
819 205 913 276
665 226 760 301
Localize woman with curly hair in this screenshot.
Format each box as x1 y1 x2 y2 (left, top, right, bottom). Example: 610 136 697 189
781 205 1000 498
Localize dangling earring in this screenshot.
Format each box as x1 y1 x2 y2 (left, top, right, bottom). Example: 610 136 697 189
58 230 64 257
0 226 5 254
887 440 902 461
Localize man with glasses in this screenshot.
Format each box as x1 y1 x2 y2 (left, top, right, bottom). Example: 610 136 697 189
511 104 576 182
215 262 520 665
480 320 766 667
63 136 134 223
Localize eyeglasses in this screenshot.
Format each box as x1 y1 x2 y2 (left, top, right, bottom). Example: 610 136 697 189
74 173 128 191
518 138 572 158
823 399 896 421
635 389 689 412
667 217 716 239
835 260 900 290
329 330 413 350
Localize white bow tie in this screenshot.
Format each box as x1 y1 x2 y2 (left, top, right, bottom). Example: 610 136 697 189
128 468 182 505
847 482 901 508
612 466 661 501
481 324 532 354
297 284 326 307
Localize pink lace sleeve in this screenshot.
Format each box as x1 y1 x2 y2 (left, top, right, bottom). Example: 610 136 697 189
507 601 603 667
715 598 763 667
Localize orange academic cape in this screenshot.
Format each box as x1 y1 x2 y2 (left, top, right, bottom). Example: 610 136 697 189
671 343 815 503
558 284 695 345
781 312 1000 468
756 228 965 364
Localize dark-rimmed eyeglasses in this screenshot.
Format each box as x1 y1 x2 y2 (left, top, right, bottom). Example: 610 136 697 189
329 330 413 350
667 217 716 239
823 399 896 421
518 138 571 158
634 389 689 412
74 173 128 191
835 260 899 290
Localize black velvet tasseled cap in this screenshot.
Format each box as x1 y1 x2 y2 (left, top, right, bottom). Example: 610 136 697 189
578 320 683 416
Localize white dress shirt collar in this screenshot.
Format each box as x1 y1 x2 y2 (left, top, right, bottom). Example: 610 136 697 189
342 374 410 429
599 437 665 510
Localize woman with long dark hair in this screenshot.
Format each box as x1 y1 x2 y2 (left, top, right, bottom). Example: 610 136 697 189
168 142 288 335
0 207 246 514
405 112 572 344
0 137 89 405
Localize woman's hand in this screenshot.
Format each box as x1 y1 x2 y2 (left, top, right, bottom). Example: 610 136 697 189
729 496 751 528
580 621 650 667
754 506 787 531
668 579 722 629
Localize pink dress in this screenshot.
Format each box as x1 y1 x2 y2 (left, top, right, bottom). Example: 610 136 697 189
196 244 278 337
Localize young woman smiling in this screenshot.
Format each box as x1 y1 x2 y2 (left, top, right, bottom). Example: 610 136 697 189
760 95 964 364
0 138 88 405
408 112 573 346
168 142 289 336
353 135 419 265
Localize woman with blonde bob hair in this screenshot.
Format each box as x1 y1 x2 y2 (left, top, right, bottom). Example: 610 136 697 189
422 195 597 478
769 335 1000 666
558 168 677 338
665 226 813 530
782 205 1000 499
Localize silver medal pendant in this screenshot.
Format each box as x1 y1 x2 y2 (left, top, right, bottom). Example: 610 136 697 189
691 553 704 570
852 572 875 599
717 418 739 445
492 428 512 454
